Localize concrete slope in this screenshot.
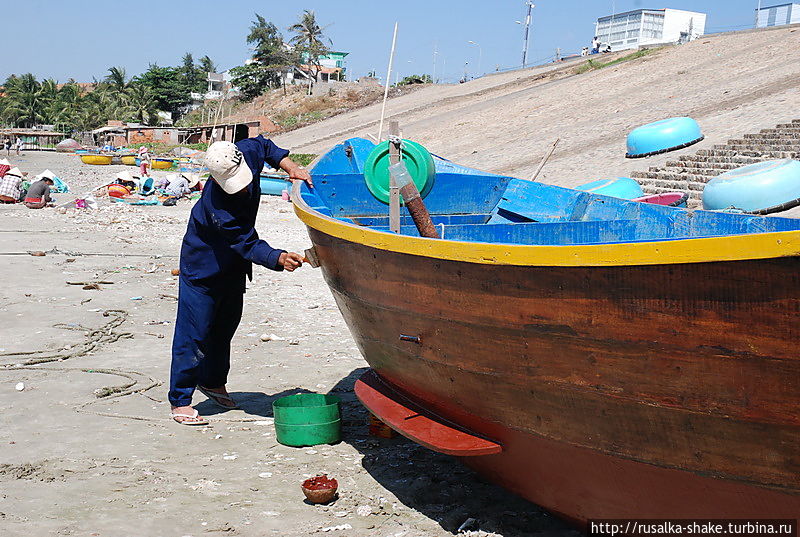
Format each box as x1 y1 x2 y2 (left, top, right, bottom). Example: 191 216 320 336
273 25 800 190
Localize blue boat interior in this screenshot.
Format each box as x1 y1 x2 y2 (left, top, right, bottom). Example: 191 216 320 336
300 138 800 245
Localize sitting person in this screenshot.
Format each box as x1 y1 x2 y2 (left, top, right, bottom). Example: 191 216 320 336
24 175 54 209
165 173 201 198
0 167 23 203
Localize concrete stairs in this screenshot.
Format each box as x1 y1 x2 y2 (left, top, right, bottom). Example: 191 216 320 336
631 119 800 208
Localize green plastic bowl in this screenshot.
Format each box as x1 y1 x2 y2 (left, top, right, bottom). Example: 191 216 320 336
273 393 341 447
363 139 435 204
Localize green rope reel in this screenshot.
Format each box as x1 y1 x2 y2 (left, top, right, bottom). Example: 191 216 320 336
363 139 435 204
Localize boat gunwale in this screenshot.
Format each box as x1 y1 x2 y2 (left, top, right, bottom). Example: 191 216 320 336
292 179 800 267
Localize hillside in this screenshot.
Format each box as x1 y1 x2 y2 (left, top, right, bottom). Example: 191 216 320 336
272 25 800 192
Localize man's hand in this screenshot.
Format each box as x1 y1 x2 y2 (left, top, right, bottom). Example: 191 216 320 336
279 157 314 188
279 252 304 272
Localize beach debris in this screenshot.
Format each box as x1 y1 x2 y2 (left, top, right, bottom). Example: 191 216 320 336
222 453 238 461
15 382 25 391
171 268 180 276
82 284 101 291
289 339 300 345
28 251 46 257
356 505 372 517
258 472 273 478
301 475 338 504
260 333 285 342
145 264 157 273
457 518 479 533
67 281 113 286
130 296 143 301
159 294 178 300
320 524 352 532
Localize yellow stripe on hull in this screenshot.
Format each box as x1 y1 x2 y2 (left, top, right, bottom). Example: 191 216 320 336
291 183 800 267
120 155 137 165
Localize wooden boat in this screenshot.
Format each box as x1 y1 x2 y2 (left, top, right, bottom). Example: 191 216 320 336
293 137 800 523
120 155 137 166
80 154 113 165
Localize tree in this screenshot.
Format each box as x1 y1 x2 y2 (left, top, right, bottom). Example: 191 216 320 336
288 10 332 81
2 73 44 127
230 14 296 101
125 82 158 124
397 74 433 86
199 55 216 75
136 64 190 117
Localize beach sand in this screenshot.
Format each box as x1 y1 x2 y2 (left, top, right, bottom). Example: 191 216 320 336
0 151 574 537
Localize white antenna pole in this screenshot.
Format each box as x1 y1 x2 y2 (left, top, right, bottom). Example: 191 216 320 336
377 22 399 142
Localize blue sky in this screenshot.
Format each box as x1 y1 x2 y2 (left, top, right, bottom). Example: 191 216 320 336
3 0 764 84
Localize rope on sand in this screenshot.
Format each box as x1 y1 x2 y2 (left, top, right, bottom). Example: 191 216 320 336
0 310 270 424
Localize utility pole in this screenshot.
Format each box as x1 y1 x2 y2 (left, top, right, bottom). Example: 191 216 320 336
522 1 534 67
432 41 438 84
555 47 561 62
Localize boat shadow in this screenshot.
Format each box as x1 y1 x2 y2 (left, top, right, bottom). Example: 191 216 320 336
329 368 576 536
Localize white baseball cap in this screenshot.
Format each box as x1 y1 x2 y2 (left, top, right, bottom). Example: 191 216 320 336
204 141 252 194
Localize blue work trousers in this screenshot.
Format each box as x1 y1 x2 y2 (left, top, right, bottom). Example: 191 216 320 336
168 272 245 407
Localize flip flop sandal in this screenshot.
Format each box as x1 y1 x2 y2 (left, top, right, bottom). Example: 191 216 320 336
170 409 209 426
197 385 239 409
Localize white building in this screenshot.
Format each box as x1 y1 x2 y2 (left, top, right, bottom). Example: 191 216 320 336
595 8 707 51
756 3 800 27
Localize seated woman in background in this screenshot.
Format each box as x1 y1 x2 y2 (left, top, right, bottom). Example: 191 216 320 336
24 175 54 209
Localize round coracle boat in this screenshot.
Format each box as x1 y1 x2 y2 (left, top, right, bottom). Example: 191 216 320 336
626 117 704 158
703 159 800 214
575 177 644 199
80 154 113 165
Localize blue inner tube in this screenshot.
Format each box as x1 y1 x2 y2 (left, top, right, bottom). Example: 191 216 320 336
626 117 704 158
703 159 800 213
575 177 644 199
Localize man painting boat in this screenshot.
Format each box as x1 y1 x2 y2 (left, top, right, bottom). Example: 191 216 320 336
168 136 312 425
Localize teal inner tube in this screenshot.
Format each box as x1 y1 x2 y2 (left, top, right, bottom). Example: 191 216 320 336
363 139 435 204
626 117 704 158
702 159 800 213
575 177 644 199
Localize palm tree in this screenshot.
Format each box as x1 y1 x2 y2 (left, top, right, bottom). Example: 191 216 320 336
2 73 43 127
199 55 216 75
125 83 157 124
104 66 128 93
288 10 332 81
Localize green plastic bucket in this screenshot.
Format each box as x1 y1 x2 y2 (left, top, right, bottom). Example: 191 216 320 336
273 393 341 447
363 139 435 204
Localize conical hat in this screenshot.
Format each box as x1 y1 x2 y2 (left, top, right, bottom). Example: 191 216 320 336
115 170 137 183
35 169 57 181
181 172 200 188
5 167 23 178
0 158 10 166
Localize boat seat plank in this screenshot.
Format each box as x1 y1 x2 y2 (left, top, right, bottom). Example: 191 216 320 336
354 369 502 457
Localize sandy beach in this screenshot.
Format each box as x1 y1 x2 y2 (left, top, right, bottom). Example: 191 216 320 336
0 151 575 537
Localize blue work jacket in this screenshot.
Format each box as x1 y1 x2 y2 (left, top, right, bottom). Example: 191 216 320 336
179 135 290 281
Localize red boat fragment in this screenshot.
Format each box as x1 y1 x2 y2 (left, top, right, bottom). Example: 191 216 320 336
355 369 502 456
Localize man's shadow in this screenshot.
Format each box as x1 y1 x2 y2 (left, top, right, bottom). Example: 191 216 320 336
323 368 575 537
195 387 313 417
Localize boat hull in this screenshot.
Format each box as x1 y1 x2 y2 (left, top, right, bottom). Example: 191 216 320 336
302 223 800 520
